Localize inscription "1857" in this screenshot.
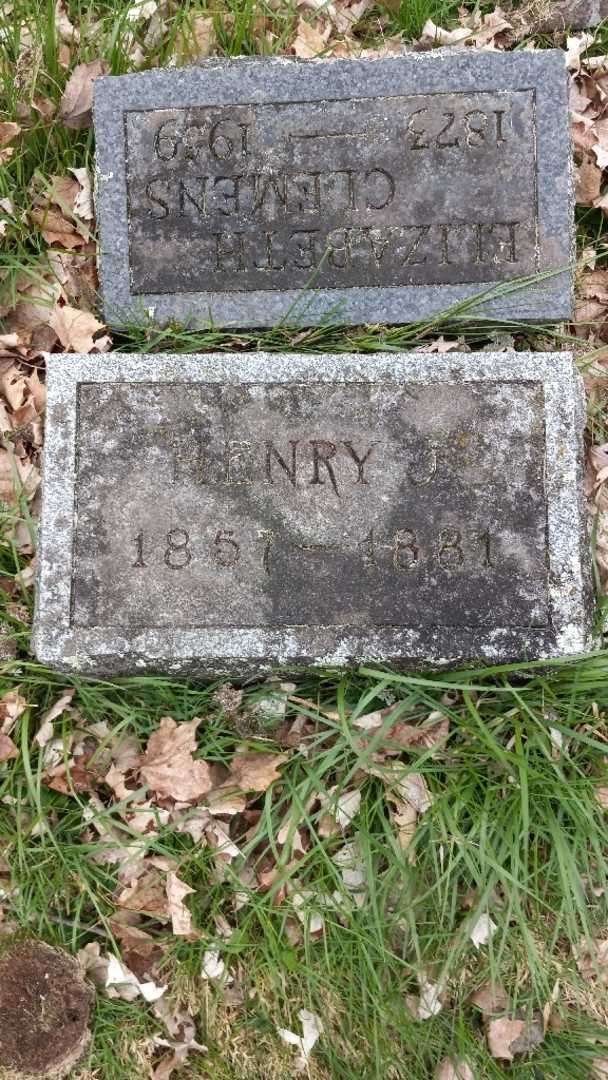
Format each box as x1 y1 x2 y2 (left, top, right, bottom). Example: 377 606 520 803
131 525 494 573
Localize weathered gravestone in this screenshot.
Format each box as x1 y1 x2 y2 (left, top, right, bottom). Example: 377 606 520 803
93 51 573 329
33 351 591 675
510 0 608 30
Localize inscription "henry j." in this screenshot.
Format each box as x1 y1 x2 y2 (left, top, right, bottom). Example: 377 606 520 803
157 428 476 495
125 90 538 295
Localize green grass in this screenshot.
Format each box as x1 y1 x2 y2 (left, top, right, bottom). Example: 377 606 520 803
4 659 608 1076
2 1 608 1077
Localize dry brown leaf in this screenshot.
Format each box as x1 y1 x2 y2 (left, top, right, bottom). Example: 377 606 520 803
470 980 508 1014
0 690 28 733
470 912 497 949
227 751 287 792
126 0 158 21
420 18 471 45
58 59 109 129
415 974 444 1019
398 772 433 813
0 449 41 508
55 0 79 43
486 1017 526 1061
472 9 512 47
0 732 18 762
166 872 195 937
0 122 21 147
48 304 110 352
293 16 329 57
118 869 170 920
40 688 75 727
435 1061 474 1080
575 936 608 983
70 168 94 220
576 159 603 204
30 207 85 249
277 1009 324 1072
140 716 212 802
174 14 216 63
389 796 418 851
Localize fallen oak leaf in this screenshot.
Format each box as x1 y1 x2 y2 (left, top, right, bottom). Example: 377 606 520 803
58 59 109 129
397 771 433 813
566 31 594 71
435 1061 474 1080
151 1035 207 1080
166 871 195 937
55 0 80 43
30 206 86 249
293 16 330 58
117 868 170 919
469 980 508 1014
470 912 498 949
0 732 18 762
575 936 608 983
485 1011 548 1061
44 758 96 796
69 167 94 220
126 0 158 21
105 953 166 1003
0 122 21 147
48 304 110 353
200 948 228 982
576 159 603 204
227 751 287 792
420 18 471 45
35 687 75 749
415 974 444 1020
0 689 29 733
140 716 212 802
487 1017 526 1061
277 1009 323 1072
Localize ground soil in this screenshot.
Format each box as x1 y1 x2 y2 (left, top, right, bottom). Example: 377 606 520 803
0 939 93 1078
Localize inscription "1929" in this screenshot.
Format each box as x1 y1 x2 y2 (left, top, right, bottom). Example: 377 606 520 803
131 525 494 574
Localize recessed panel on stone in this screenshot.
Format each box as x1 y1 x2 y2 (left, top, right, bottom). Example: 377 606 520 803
33 352 591 675
93 52 573 328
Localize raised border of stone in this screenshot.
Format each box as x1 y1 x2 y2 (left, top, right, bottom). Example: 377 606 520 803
93 50 573 329
32 351 591 676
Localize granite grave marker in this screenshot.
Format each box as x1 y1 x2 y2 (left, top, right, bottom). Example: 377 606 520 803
93 51 573 329
33 351 591 675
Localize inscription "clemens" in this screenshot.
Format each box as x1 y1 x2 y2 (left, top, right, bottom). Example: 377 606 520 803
124 89 538 295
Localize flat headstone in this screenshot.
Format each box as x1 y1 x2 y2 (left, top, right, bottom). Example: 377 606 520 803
519 0 608 30
33 351 591 675
93 51 573 329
